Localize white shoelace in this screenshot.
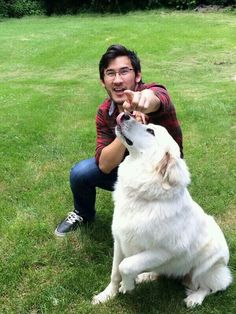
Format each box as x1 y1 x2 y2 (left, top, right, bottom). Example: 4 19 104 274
66 212 83 224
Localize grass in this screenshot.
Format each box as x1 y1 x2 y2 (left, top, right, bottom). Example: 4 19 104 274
0 10 236 313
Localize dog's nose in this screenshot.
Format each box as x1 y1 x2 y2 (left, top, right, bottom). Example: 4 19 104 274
123 113 130 120
116 112 132 125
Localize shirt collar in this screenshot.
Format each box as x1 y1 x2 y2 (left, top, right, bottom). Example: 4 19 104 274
109 100 116 116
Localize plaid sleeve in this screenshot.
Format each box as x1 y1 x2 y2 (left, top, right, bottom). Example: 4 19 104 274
143 83 171 111
142 83 184 157
95 107 115 164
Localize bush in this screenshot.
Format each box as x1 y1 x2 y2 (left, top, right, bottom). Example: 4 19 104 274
202 0 234 5
0 0 7 17
0 0 235 18
42 0 198 14
167 0 197 9
43 0 235 15
0 0 45 18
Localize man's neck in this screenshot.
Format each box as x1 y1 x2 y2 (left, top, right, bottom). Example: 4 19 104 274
117 104 124 113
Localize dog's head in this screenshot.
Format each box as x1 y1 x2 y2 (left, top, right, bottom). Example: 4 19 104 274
116 112 190 190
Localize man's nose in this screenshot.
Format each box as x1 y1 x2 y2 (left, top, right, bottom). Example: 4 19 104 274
113 72 123 83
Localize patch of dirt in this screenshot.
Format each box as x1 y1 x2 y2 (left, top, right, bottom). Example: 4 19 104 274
217 207 236 231
214 61 233 66
194 5 236 12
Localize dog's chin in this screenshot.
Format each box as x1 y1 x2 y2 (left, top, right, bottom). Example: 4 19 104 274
115 126 133 146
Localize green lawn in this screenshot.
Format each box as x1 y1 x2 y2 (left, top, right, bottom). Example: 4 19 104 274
0 10 235 313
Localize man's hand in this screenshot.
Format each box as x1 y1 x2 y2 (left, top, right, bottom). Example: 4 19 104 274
131 111 148 124
123 89 160 114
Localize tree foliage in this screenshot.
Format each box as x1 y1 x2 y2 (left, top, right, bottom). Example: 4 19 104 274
0 0 235 18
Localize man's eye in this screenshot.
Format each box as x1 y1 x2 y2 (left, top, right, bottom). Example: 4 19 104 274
146 128 155 136
106 71 115 77
120 69 129 75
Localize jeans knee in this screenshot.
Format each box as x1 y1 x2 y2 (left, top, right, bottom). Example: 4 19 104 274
69 157 117 192
70 158 97 189
70 161 85 188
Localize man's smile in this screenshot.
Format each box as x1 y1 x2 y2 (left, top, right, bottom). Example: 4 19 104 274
113 88 125 94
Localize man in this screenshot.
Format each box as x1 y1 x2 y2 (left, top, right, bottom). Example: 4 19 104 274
55 44 183 237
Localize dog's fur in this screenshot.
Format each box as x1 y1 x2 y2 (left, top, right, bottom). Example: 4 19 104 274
92 113 232 307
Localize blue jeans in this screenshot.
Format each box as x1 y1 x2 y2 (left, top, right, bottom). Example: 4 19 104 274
70 157 118 221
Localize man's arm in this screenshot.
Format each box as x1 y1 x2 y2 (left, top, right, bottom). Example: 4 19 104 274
96 86 165 174
98 138 126 174
123 89 161 114
95 106 126 174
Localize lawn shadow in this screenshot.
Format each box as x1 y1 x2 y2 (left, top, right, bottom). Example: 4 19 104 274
109 277 189 314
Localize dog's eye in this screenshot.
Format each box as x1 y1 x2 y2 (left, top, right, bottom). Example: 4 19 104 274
146 128 155 136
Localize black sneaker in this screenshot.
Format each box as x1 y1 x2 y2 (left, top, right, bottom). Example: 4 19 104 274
54 211 84 237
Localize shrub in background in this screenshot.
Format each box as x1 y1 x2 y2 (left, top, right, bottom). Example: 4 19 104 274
166 0 197 9
0 0 7 17
0 0 235 18
0 0 45 17
203 0 234 4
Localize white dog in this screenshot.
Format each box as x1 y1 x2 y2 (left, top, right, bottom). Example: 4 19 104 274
92 113 232 307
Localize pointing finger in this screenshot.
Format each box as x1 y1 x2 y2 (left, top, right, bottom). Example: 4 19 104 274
124 90 135 104
123 100 132 111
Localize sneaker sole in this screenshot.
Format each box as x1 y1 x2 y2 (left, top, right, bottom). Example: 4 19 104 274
54 229 67 237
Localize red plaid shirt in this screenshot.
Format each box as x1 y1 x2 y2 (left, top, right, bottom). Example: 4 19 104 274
95 82 183 164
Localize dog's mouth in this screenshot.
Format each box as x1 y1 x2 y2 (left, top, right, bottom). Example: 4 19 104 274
116 113 134 146
116 124 133 146
123 135 133 146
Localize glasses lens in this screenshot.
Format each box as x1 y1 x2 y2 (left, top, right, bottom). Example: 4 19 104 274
105 70 115 77
119 68 130 76
105 68 133 78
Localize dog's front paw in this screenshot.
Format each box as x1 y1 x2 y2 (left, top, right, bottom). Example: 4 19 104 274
92 291 110 304
135 272 159 284
119 280 135 294
92 284 118 304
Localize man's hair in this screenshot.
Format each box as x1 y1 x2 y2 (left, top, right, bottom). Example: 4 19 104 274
99 44 141 81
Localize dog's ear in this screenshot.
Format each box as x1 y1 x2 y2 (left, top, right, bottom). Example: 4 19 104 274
156 152 190 190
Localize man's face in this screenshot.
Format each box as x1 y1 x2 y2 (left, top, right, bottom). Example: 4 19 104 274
101 56 141 105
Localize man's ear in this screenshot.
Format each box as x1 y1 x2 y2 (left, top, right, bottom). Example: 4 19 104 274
100 79 105 87
135 71 142 83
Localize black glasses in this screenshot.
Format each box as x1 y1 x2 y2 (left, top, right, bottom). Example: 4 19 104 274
104 67 134 79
